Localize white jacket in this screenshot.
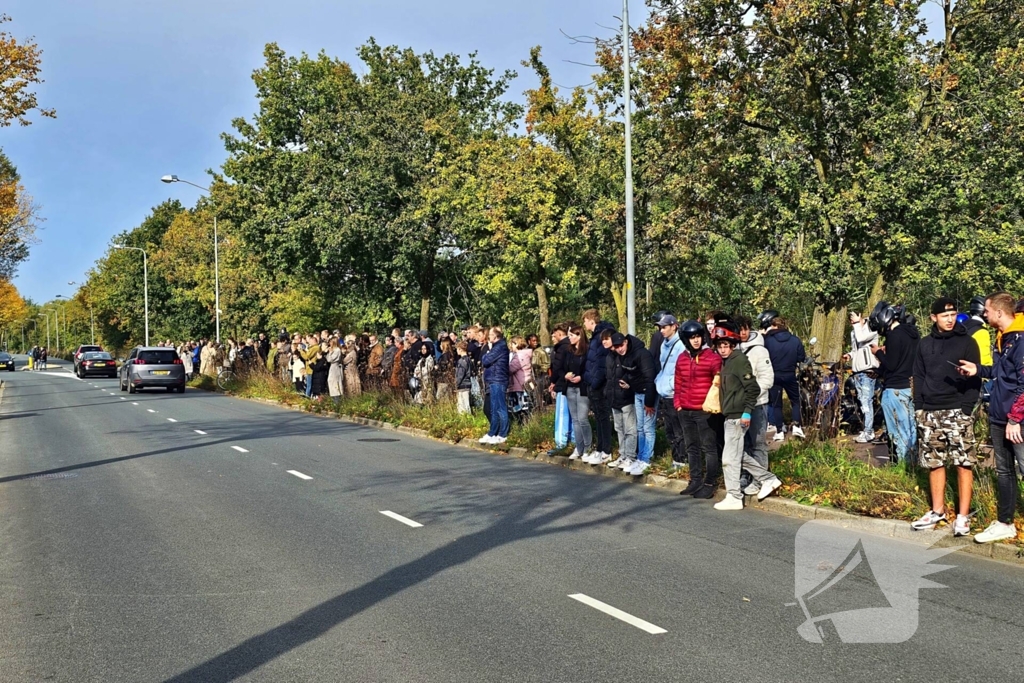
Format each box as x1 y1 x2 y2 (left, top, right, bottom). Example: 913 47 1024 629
850 320 877 352
740 331 775 406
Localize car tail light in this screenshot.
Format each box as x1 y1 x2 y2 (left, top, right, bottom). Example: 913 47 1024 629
134 359 147 365
173 359 183 365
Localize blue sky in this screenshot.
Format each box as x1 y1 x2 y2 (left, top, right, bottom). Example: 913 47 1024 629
3 1 943 304
2 0 622 302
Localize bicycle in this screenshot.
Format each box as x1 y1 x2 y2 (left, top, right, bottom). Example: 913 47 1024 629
217 366 237 391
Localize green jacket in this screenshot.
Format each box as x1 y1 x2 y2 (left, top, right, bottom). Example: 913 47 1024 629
719 350 760 419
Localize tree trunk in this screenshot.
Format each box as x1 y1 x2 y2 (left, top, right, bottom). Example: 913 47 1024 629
536 282 551 346
610 282 628 333
419 298 430 333
809 305 848 362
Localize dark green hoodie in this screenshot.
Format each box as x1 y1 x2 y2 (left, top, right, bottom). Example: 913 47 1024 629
719 348 760 419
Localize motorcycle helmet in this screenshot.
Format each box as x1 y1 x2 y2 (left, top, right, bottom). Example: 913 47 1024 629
868 301 895 333
710 325 741 345
651 310 672 325
969 295 986 320
956 313 970 326
756 309 780 330
680 319 705 339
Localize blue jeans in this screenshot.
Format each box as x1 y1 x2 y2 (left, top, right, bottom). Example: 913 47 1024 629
634 394 657 463
304 374 313 397
881 388 916 463
852 372 875 434
487 383 509 437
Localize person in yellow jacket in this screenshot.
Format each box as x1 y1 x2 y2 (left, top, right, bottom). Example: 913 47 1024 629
964 295 994 366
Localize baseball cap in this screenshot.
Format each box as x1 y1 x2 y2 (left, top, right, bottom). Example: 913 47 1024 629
656 314 678 327
930 297 957 315
610 332 627 347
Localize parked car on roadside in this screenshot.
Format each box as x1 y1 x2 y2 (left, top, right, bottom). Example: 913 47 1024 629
0 352 14 372
119 346 186 393
77 351 117 378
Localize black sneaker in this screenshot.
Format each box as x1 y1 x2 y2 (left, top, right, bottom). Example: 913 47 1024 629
680 479 704 496
692 484 716 499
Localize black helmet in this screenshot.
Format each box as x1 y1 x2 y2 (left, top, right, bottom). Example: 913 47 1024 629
869 301 897 333
651 310 672 325
680 319 704 339
757 309 780 330
969 295 986 320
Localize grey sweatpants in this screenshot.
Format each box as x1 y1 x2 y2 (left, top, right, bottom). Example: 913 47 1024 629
612 403 638 460
566 387 592 456
723 417 776 500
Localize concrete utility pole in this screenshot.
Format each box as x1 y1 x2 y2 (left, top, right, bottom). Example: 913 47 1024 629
623 0 636 335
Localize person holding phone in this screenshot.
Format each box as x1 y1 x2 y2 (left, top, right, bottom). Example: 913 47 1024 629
910 297 981 537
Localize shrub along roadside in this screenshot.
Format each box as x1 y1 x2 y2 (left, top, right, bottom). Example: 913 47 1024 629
190 373 1024 537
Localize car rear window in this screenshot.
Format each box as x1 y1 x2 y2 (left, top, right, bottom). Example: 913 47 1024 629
84 352 112 360
79 346 101 353
138 350 178 364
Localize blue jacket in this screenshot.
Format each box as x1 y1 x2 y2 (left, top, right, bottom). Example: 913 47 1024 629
655 333 685 399
981 316 1024 426
764 329 806 380
481 339 510 385
584 321 615 390
192 345 202 365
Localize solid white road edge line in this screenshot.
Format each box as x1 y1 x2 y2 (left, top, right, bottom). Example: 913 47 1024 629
194 430 207 435
231 446 249 453
567 594 667 634
379 511 423 528
287 470 313 480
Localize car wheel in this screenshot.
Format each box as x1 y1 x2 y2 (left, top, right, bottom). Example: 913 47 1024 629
128 382 136 394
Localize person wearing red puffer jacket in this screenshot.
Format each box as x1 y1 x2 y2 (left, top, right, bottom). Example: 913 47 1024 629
673 320 723 499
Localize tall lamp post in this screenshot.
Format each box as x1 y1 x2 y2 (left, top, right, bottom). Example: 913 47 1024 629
623 0 636 335
53 298 67 350
113 244 149 346
161 175 219 343
38 312 50 350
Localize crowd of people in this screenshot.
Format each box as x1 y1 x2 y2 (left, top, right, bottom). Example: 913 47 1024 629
152 289 1024 539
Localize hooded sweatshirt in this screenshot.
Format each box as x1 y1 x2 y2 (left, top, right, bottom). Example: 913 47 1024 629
962 317 994 367
764 329 806 379
980 314 1024 425
739 331 774 406
584 321 615 391
875 323 920 390
605 335 657 409
912 323 981 413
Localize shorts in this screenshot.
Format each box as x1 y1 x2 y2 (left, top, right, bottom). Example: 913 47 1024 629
916 408 976 468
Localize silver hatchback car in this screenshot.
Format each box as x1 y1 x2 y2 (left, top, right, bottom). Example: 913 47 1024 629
119 346 186 394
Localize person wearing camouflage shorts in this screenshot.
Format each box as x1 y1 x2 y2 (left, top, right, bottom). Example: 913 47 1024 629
911 297 982 536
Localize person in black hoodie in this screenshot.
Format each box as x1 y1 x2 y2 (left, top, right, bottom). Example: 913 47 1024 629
910 297 981 536
605 332 658 476
871 304 921 464
583 310 615 463
764 315 807 441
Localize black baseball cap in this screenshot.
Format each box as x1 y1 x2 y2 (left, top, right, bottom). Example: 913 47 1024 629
610 332 627 347
930 297 957 315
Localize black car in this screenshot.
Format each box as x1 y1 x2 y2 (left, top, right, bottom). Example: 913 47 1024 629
77 351 117 378
73 345 104 373
0 352 14 372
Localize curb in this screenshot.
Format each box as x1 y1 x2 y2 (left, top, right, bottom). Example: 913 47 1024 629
220 390 1024 567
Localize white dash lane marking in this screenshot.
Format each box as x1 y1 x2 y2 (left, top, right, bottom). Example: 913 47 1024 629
379 511 423 528
567 594 667 634
194 430 207 435
147 409 157 413
287 470 313 480
231 446 249 453
167 418 177 423
131 402 139 406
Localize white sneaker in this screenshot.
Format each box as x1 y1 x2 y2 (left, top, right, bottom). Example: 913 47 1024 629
593 452 612 466
618 457 636 471
479 435 494 444
607 456 624 468
629 460 650 476
569 451 582 460
854 431 875 444
757 477 783 501
911 510 947 531
714 496 743 511
772 431 785 442
954 515 971 537
581 452 596 464
743 483 761 496
791 426 805 439
493 436 507 444
766 424 777 434
975 521 1017 544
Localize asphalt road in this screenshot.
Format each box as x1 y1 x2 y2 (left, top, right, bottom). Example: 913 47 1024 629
2 357 1024 682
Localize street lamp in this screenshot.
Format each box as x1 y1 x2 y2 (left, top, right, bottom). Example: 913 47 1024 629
162 174 220 343
54 296 68 348
622 0 636 335
113 244 149 346
37 312 50 350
